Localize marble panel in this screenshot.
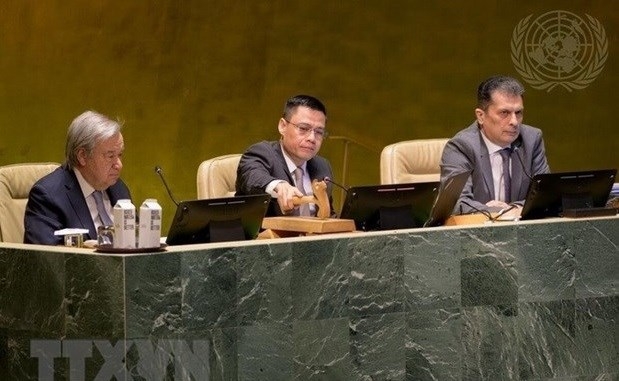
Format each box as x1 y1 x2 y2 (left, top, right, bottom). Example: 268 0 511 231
461 305 519 380
516 222 577 303
125 252 182 338
348 235 405 317
406 308 462 380
403 229 462 311
64 254 125 340
574 219 619 299
293 317 352 380
461 248 518 310
291 238 349 321
0 328 68 381
238 242 292 325
573 296 619 376
1 216 617 380
516 300 579 379
209 327 238 381
237 322 292 381
0 248 65 335
349 312 406 380
181 247 237 333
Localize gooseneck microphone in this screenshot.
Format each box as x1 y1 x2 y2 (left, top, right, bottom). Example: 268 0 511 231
511 139 534 181
154 166 179 206
323 177 349 193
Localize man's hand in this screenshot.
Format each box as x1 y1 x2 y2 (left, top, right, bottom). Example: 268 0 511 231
486 200 511 209
498 205 522 219
274 182 304 214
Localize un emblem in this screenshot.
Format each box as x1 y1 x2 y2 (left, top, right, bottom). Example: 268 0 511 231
511 10 608 92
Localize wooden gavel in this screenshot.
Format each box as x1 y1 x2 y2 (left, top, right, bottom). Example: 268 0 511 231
291 179 330 219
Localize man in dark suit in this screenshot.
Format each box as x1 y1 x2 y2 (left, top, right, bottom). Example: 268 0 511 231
236 94 335 217
440 76 550 216
24 111 131 245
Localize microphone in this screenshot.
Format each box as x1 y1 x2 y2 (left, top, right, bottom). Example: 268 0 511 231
323 177 349 193
154 166 179 206
511 138 534 181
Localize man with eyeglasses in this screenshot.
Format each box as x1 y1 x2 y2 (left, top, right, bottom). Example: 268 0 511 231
236 94 335 217
24 110 131 245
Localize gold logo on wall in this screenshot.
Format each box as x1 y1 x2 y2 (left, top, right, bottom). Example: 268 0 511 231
511 10 608 92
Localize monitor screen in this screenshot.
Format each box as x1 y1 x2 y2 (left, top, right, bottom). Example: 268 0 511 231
339 181 440 231
520 169 617 220
165 194 270 245
424 171 471 227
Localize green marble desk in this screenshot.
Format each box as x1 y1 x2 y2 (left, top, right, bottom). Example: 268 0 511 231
0 216 617 380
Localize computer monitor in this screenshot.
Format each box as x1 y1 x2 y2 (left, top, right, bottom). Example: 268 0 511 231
424 171 471 227
339 181 440 231
165 194 270 245
520 169 617 220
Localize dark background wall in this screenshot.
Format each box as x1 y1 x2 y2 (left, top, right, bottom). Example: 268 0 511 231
0 1 617 229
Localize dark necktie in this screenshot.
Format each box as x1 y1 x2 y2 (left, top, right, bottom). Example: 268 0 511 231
499 148 512 203
93 190 113 226
293 167 311 216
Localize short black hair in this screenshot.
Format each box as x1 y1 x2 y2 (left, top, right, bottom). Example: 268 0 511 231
282 95 327 119
477 76 525 110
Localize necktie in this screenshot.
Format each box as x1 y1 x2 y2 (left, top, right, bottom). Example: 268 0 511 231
93 190 113 226
499 148 512 203
293 167 311 216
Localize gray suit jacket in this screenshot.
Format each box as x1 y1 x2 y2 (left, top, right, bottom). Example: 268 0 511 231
235 140 335 217
440 122 550 214
24 165 131 245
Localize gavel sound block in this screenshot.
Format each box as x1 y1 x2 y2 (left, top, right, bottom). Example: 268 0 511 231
260 180 355 237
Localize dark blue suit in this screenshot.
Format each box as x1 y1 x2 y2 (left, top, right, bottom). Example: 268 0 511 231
24 165 131 245
235 140 335 217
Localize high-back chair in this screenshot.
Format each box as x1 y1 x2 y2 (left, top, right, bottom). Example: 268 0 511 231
196 154 242 199
380 138 449 184
0 162 60 242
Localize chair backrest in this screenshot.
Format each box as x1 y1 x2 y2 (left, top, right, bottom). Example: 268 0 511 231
0 162 60 242
196 154 242 199
380 138 449 184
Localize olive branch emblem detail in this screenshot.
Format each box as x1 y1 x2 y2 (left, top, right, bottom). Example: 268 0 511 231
511 11 608 92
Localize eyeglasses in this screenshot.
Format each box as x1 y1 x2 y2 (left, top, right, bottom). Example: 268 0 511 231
284 119 328 139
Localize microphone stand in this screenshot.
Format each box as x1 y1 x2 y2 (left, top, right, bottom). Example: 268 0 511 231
328 136 380 202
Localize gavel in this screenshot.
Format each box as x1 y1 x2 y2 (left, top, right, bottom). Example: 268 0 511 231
291 180 330 219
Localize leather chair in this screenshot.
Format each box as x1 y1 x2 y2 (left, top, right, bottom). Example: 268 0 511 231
196 154 242 199
0 162 60 242
380 138 449 184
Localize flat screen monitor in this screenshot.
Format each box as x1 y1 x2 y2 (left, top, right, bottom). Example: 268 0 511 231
165 194 270 245
520 169 617 220
424 171 471 227
339 181 440 231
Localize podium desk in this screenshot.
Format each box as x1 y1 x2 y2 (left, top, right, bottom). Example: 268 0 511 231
0 216 617 380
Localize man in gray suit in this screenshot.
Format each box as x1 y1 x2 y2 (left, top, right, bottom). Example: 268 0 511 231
440 76 550 216
236 95 335 217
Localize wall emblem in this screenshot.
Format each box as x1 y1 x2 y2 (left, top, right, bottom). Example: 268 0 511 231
511 10 608 92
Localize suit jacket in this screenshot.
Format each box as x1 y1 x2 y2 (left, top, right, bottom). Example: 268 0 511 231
24 165 131 245
440 122 550 214
235 140 335 217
